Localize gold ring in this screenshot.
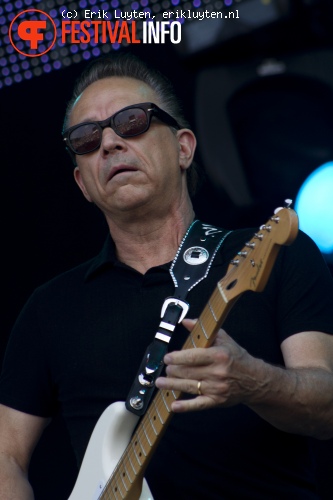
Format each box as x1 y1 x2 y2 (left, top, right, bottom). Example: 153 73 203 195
197 381 202 396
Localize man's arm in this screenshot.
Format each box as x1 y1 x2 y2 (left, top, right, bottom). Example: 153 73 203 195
0 404 50 499
155 320 333 439
248 330 333 438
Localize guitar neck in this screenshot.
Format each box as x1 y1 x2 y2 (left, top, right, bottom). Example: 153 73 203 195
101 286 235 499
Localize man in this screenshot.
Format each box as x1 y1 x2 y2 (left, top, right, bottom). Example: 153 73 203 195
0 52 333 499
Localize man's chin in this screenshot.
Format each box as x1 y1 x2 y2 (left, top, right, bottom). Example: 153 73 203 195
106 186 153 213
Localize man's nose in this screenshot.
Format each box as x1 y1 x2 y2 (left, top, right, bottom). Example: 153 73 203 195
100 126 127 154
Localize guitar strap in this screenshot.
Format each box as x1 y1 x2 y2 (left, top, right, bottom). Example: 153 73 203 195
125 220 231 416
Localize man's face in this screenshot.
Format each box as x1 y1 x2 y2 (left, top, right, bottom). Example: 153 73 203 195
69 76 195 220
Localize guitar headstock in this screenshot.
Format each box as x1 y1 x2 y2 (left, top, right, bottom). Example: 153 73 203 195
219 202 299 302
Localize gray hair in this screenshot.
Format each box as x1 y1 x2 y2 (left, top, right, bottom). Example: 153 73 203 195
63 52 202 197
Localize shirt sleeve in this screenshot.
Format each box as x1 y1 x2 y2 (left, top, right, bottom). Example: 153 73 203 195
274 230 333 342
0 290 59 417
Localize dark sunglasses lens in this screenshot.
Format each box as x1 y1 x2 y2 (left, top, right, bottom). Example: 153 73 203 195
114 108 148 136
69 124 101 154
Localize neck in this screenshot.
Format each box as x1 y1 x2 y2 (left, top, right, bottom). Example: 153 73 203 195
106 201 195 274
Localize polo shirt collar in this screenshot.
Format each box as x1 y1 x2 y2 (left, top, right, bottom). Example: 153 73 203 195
84 224 228 282
84 235 117 281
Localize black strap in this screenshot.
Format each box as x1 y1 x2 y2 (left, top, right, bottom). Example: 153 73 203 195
125 220 231 416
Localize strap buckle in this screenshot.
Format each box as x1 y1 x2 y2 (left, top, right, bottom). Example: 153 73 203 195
161 298 189 323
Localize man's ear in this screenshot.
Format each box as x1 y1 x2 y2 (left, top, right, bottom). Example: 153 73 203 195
73 166 93 202
177 129 197 171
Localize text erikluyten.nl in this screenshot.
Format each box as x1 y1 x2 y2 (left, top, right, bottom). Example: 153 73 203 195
65 9 240 21
162 9 239 20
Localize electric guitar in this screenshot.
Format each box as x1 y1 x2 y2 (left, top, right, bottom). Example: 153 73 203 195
68 204 299 500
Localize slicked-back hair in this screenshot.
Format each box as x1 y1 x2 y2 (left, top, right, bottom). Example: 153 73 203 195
63 52 201 197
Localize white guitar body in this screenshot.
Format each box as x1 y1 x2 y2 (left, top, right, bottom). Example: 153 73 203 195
68 402 154 500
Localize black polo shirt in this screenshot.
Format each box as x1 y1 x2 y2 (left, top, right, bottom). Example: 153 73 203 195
1 228 333 499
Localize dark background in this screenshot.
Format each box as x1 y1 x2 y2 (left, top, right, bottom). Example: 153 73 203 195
1 0 333 498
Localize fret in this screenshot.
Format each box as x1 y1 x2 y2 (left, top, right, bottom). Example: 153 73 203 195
137 427 150 457
120 471 129 492
123 463 133 484
119 484 125 499
189 332 196 348
112 478 125 499
212 287 226 322
152 398 164 425
127 453 138 476
116 465 132 492
199 317 209 340
217 281 229 303
146 408 158 435
161 391 171 413
101 484 113 500
100 486 112 500
137 434 148 458
131 437 143 466
208 300 218 322
142 418 152 446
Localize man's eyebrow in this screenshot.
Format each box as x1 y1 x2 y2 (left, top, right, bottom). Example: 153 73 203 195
79 116 100 123
70 115 104 126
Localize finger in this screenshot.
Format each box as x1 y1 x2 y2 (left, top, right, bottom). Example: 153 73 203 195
164 347 212 366
182 318 198 332
164 362 208 382
155 375 201 396
171 396 214 413
212 329 228 347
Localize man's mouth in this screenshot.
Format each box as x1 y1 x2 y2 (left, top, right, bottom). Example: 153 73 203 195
108 165 138 180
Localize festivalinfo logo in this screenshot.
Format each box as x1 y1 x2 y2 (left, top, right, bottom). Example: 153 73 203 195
9 8 182 57
9 9 57 57
8 7 240 57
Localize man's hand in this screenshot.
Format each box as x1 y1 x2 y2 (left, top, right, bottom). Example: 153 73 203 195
155 318 265 412
0 405 49 499
155 319 333 439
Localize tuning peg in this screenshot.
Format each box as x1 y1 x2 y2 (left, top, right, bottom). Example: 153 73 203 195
274 199 293 214
230 259 240 266
254 233 264 240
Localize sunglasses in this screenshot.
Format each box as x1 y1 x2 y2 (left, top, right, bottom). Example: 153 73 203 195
63 102 181 156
